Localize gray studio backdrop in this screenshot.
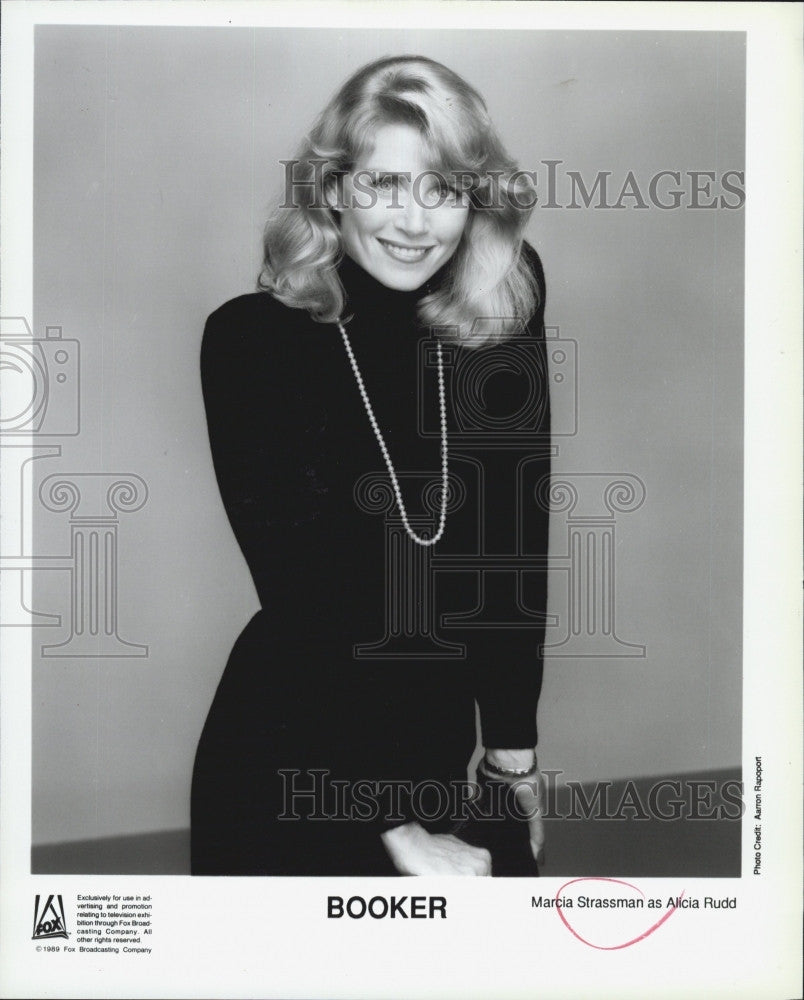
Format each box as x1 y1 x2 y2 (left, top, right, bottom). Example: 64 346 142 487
30 27 744 847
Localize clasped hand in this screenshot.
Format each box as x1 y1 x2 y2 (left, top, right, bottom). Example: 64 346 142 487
381 750 545 876
381 822 493 876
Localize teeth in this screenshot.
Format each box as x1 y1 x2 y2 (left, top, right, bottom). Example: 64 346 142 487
379 240 431 262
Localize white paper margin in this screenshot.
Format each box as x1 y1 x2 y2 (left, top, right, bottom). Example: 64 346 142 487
1 2 801 998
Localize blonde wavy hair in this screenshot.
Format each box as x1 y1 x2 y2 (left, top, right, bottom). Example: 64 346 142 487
259 55 539 346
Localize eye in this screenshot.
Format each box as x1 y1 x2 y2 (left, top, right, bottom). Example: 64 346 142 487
372 173 400 195
436 179 468 206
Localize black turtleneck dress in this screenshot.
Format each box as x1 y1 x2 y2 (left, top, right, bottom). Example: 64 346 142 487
191 244 550 876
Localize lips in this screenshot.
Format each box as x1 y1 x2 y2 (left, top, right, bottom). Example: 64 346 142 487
376 238 434 263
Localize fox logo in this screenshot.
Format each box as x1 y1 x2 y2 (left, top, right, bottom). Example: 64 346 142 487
32 895 68 940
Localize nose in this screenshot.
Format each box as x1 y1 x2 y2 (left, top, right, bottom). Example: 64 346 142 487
393 186 428 239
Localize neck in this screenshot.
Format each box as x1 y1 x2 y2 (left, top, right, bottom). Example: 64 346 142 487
337 252 449 326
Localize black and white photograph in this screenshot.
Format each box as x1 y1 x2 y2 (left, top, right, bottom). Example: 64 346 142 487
1 2 801 998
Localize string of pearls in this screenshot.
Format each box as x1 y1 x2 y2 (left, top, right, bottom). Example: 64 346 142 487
337 320 448 547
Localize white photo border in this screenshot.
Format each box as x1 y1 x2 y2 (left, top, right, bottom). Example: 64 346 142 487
1 3 801 998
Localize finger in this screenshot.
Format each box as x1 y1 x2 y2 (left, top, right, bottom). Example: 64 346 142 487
477 847 492 876
472 853 492 876
528 815 546 863
453 855 487 876
439 836 492 875
463 846 491 876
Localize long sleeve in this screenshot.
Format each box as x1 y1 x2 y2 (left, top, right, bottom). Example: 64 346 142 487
472 242 550 749
200 295 319 613
200 297 278 579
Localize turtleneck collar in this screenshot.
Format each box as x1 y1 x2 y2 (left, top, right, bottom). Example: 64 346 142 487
337 253 447 328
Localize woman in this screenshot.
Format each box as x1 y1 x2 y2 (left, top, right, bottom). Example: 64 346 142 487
191 55 550 876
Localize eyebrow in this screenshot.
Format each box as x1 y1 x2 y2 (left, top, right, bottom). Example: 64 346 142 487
359 169 412 176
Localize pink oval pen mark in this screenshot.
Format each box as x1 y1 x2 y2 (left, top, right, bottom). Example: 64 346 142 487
555 877 685 950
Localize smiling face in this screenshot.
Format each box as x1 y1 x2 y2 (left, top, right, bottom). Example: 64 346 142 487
335 124 471 291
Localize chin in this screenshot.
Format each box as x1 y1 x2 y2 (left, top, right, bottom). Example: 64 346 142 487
366 253 446 291
376 268 432 291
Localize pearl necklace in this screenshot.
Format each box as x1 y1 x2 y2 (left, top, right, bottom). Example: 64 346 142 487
337 320 448 547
